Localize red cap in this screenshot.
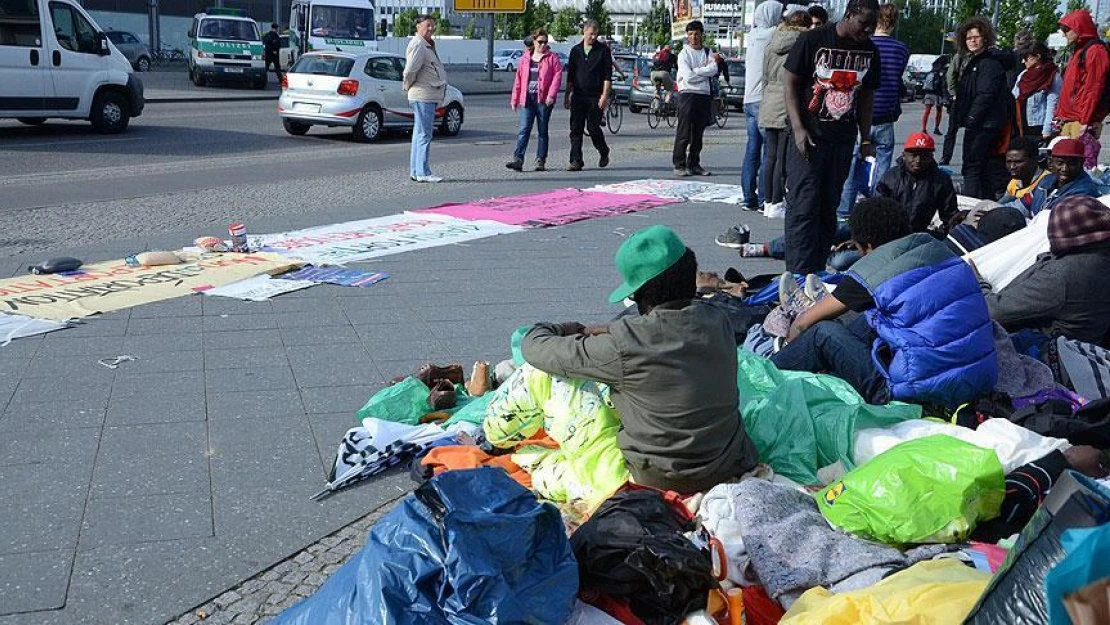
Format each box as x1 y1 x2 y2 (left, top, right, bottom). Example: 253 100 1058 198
904 132 935 151
1051 138 1085 158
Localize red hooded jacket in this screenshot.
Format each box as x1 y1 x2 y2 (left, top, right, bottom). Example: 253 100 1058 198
1056 10 1109 125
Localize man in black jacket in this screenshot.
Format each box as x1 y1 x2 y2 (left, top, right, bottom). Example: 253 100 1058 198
263 22 283 83
874 131 957 232
564 20 612 171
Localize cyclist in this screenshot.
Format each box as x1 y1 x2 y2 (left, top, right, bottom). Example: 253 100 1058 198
651 44 678 106
709 50 729 123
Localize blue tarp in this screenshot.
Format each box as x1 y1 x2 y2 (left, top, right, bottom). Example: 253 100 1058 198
272 467 579 625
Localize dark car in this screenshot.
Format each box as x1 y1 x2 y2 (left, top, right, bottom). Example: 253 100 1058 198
721 59 745 110
610 54 640 104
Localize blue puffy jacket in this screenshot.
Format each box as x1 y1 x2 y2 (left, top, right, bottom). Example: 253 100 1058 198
848 234 998 406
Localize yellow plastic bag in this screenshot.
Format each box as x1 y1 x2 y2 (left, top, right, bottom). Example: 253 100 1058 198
780 560 991 625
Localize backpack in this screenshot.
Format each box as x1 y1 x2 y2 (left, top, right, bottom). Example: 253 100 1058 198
1075 38 1110 116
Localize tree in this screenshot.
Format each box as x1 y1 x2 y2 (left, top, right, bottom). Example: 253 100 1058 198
995 0 1024 46
951 0 985 26
551 6 581 41
1029 0 1062 42
433 10 451 35
533 1 555 32
463 19 478 39
583 0 613 36
393 8 419 37
1066 0 1087 11
895 0 948 54
641 0 672 48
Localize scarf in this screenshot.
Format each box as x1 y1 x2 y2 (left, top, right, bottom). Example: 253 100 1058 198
1016 62 1057 102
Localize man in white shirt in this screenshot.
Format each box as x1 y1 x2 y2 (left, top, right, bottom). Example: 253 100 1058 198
672 20 720 177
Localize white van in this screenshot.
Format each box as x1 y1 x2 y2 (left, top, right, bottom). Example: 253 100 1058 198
187 9 266 88
288 0 376 61
0 0 144 133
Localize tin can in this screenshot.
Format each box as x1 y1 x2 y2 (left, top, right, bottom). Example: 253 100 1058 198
228 223 248 253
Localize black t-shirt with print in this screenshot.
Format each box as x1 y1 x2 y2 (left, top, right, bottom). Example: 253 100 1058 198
784 23 881 144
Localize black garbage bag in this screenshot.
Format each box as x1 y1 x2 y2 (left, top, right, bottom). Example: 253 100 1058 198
272 467 579 625
570 489 716 625
964 470 1110 624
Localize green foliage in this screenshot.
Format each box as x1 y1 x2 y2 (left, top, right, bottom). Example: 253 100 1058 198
393 8 419 37
1029 0 1063 41
642 0 672 48
583 0 613 35
895 0 949 54
996 0 1024 46
952 0 985 27
431 10 451 35
534 1 555 31
463 19 477 39
704 31 717 49
1066 0 1087 11
551 6 581 41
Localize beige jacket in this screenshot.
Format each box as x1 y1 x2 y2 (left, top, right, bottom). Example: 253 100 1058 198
758 26 805 130
403 35 447 104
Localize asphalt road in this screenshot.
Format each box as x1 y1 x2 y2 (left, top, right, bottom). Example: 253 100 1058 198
0 95 716 259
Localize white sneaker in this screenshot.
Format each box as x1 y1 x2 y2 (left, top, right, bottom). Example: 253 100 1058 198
414 175 443 183
763 201 786 219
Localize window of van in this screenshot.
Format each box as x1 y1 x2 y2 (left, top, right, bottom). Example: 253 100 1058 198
290 54 353 76
49 2 98 54
309 5 374 40
0 0 42 47
199 18 259 41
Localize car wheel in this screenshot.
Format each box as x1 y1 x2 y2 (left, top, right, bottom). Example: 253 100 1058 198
282 119 311 136
90 90 130 134
629 103 642 114
192 67 206 87
352 105 382 142
440 103 463 136
16 118 46 126
136 56 151 72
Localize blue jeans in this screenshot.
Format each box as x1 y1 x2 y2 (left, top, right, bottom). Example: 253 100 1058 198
837 122 895 217
513 98 552 161
410 100 436 178
771 314 891 404
742 102 765 207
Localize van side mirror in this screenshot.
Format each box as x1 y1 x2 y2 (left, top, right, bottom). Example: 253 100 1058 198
98 31 110 55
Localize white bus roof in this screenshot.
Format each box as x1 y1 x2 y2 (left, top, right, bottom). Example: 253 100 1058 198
292 0 373 7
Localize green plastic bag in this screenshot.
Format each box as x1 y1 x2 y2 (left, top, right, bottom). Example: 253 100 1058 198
443 392 495 426
736 349 920 485
355 377 431 425
816 435 1005 545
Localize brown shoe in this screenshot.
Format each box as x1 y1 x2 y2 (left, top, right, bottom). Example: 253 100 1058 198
427 379 457 410
465 361 491 397
567 161 584 171
415 363 464 387
534 158 546 171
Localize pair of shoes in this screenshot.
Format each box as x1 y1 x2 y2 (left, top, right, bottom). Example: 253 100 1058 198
763 272 816 338
803 274 828 302
413 175 443 183
465 361 491 397
738 243 769 257
688 166 711 176
505 158 523 171
567 161 584 171
415 363 464 388
714 225 751 249
427 379 457 410
535 158 546 171
599 152 610 168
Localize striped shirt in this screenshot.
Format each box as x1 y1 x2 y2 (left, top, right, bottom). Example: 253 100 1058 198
871 34 910 124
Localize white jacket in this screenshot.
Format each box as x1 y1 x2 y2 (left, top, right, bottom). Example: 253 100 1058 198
403 36 447 104
744 0 784 103
676 46 718 95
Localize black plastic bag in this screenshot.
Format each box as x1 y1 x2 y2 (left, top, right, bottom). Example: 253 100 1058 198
1010 397 1110 448
570 489 715 625
964 470 1110 624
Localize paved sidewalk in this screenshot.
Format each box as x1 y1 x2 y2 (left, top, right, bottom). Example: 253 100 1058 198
142 67 511 103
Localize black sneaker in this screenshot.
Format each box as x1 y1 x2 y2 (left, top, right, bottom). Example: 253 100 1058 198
714 225 751 249
506 158 523 171
567 161 584 171
599 152 610 168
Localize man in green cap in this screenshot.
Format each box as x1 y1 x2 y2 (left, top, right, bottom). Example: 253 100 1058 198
521 225 759 493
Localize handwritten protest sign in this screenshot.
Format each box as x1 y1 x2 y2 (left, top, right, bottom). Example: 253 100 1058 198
415 188 678 227
0 253 299 320
253 213 522 265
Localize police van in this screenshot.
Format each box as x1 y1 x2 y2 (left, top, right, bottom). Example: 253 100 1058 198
187 8 267 88
288 0 376 62
0 0 143 132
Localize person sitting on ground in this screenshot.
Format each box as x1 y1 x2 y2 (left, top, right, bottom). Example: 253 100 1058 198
874 131 958 233
978 195 1110 345
1012 138 1102 216
770 197 998 406
521 225 760 493
999 137 1050 205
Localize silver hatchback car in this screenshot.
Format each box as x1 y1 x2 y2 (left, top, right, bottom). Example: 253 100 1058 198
105 30 153 72
278 51 465 143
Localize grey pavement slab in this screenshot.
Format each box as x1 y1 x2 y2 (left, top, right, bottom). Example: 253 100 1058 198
80 491 214 548
106 392 207 425
206 388 305 420
90 422 210 498
0 550 73 614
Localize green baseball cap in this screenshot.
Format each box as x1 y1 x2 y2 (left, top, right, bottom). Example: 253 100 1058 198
608 225 687 304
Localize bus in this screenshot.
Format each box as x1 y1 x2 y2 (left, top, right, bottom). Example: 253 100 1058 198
289 0 376 61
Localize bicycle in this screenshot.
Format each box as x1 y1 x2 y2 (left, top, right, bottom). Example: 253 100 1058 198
604 95 623 134
152 45 186 67
712 89 729 129
647 81 676 130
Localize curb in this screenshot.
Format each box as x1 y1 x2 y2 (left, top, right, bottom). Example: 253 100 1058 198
146 89 511 104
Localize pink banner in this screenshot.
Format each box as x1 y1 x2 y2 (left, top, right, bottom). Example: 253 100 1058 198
415 188 678 227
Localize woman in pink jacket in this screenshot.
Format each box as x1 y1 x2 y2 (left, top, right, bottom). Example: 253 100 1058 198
507 28 563 172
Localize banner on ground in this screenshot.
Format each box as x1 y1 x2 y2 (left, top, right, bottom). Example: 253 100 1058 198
0 312 68 345
202 274 317 301
253 213 522 265
587 179 744 203
0 253 299 320
279 266 389 287
416 188 678 227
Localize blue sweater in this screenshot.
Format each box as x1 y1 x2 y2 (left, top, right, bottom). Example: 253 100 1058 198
872 35 910 124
